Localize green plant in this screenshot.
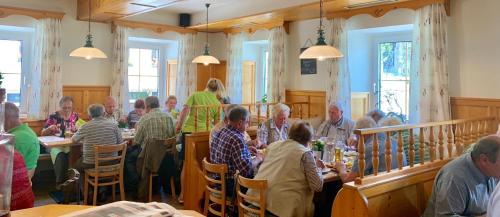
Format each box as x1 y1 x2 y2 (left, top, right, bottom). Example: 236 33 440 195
261 94 267 103
312 140 325 152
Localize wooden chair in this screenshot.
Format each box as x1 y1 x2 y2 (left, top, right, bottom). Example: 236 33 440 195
83 142 127 206
148 136 178 202
236 175 268 217
202 157 232 217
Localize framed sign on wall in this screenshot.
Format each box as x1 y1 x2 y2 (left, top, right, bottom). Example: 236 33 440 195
300 47 317 75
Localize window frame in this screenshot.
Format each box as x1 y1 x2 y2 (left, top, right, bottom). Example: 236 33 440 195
0 26 34 113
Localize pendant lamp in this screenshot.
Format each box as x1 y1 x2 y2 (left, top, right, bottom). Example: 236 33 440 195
70 0 107 60
299 0 343 60
192 3 220 66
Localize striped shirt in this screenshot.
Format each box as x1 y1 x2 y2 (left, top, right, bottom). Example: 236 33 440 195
301 151 324 192
134 108 175 149
257 119 289 146
72 117 123 164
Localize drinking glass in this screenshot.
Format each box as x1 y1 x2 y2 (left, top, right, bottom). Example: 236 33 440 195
0 134 14 217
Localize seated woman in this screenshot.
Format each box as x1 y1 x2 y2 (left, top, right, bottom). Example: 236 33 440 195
336 116 407 183
41 96 79 186
257 103 290 147
10 150 35 211
249 121 324 217
127 99 145 129
366 109 386 124
163 95 179 120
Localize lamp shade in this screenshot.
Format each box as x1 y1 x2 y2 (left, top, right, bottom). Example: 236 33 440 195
192 55 220 65
299 45 343 60
69 47 108 60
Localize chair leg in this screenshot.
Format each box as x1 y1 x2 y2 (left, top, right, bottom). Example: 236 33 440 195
203 192 209 216
83 175 88 205
93 178 98 206
149 174 153 202
112 182 116 202
119 173 125 201
170 177 177 201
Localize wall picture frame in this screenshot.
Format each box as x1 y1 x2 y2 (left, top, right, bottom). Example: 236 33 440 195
300 47 317 75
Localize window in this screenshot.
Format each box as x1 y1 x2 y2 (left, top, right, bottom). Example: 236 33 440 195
377 41 412 119
0 26 33 110
128 48 159 107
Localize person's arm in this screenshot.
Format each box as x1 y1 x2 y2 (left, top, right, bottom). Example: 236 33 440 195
71 126 84 143
335 161 357 183
431 179 472 217
176 105 190 133
301 151 324 192
232 138 257 178
134 119 146 146
116 125 123 144
41 117 59 136
256 123 268 147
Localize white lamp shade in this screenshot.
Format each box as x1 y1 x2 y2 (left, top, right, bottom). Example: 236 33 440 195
69 47 108 60
299 45 344 60
192 55 220 65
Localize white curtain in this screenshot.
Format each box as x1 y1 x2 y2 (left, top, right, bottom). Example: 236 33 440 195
28 18 62 119
409 3 450 123
226 32 247 104
267 26 286 103
110 25 130 114
327 18 351 118
176 33 197 106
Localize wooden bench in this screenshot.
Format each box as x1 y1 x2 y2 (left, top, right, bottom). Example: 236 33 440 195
332 116 496 217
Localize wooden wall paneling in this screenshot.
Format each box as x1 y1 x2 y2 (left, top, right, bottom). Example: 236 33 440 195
352 92 370 121
63 86 110 120
285 90 326 118
196 61 227 91
450 97 500 131
22 119 45 136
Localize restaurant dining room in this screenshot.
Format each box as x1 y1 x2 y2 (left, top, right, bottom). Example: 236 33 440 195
1 0 500 216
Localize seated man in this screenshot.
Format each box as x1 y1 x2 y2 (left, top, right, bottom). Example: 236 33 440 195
103 96 126 125
316 102 355 146
423 135 500 217
210 104 256 147
336 116 406 183
210 106 264 195
134 96 176 199
72 104 123 176
4 102 40 179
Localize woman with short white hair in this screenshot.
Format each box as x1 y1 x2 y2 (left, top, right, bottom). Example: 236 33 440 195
257 103 291 147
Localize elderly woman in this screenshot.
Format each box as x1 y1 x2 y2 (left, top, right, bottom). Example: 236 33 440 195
164 95 179 119
41 96 79 186
127 99 145 129
367 109 386 124
249 121 324 217
336 116 407 183
257 103 290 147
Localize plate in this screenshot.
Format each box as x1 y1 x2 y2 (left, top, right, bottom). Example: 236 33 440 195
321 168 331 174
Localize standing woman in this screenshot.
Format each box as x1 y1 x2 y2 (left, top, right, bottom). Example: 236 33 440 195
41 96 79 186
175 78 223 203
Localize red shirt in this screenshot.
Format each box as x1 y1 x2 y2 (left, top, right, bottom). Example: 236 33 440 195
10 151 34 211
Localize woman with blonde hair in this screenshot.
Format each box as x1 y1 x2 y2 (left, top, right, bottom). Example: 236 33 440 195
207 78 230 104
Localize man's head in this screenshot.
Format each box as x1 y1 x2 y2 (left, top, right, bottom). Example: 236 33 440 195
87 104 105 119
354 116 377 141
4 102 21 131
228 106 249 132
289 121 313 146
471 135 500 178
104 96 117 114
328 102 343 123
367 109 386 123
59 96 74 115
165 95 177 110
134 99 145 116
271 103 290 127
145 96 160 112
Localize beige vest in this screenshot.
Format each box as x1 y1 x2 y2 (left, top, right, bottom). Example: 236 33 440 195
251 139 314 217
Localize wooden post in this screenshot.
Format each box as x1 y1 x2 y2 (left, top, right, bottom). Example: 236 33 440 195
456 123 463 155
462 122 469 149
470 120 476 144
257 103 261 126
194 107 198 132
372 135 379 176
429 126 436 162
266 104 270 120
216 105 221 124
397 130 403 170
419 128 425 165
385 132 392 173
438 125 444 160
409 129 415 167
483 120 489 137
357 135 366 181
447 125 453 158
206 107 210 131
299 104 303 119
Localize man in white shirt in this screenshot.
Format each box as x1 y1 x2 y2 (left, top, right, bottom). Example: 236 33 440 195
488 184 500 217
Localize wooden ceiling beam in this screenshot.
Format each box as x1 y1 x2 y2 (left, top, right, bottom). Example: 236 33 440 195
112 19 196 34
0 5 65 20
328 0 449 19
223 20 289 35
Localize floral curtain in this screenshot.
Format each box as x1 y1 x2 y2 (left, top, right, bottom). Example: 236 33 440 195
176 33 197 106
226 32 247 104
110 25 130 114
409 3 450 123
267 26 286 103
327 18 351 118
28 18 62 119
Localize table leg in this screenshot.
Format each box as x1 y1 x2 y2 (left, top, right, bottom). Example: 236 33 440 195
69 145 82 168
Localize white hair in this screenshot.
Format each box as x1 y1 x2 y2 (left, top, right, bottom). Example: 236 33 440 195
354 116 376 130
271 103 290 119
378 116 403 127
328 101 343 112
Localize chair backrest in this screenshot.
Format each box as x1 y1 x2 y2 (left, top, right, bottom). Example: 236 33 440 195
93 142 128 173
236 175 268 217
202 157 229 217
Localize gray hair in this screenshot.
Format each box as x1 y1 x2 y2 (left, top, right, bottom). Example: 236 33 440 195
228 106 249 122
87 104 105 118
471 135 500 163
5 102 19 120
354 116 376 130
271 103 290 119
59 96 74 107
329 101 343 112
145 96 160 109
378 116 402 127
289 121 313 145
367 109 385 122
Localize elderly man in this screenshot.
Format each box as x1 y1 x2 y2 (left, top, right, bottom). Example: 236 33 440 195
4 102 39 179
103 96 125 125
257 103 290 147
210 104 256 146
134 96 176 199
72 104 123 174
316 102 355 145
210 106 264 195
423 135 500 217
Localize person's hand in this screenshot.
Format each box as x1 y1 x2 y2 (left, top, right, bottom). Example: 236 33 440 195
175 123 182 133
49 124 61 134
254 151 264 162
248 146 258 155
347 137 357 146
334 161 346 173
316 159 325 169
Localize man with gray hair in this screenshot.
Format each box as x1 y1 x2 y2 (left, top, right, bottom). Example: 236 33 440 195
72 104 123 175
103 96 126 125
5 102 39 179
423 135 500 217
316 102 355 145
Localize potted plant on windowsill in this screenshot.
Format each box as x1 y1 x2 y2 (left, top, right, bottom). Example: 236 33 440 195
0 71 5 103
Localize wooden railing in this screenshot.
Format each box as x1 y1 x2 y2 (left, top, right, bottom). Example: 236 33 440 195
190 102 310 132
353 116 495 184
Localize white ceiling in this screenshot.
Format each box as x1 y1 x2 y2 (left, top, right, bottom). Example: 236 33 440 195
160 0 236 14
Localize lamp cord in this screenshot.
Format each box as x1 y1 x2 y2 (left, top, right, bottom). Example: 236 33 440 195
206 4 209 48
88 0 91 35
319 0 323 31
